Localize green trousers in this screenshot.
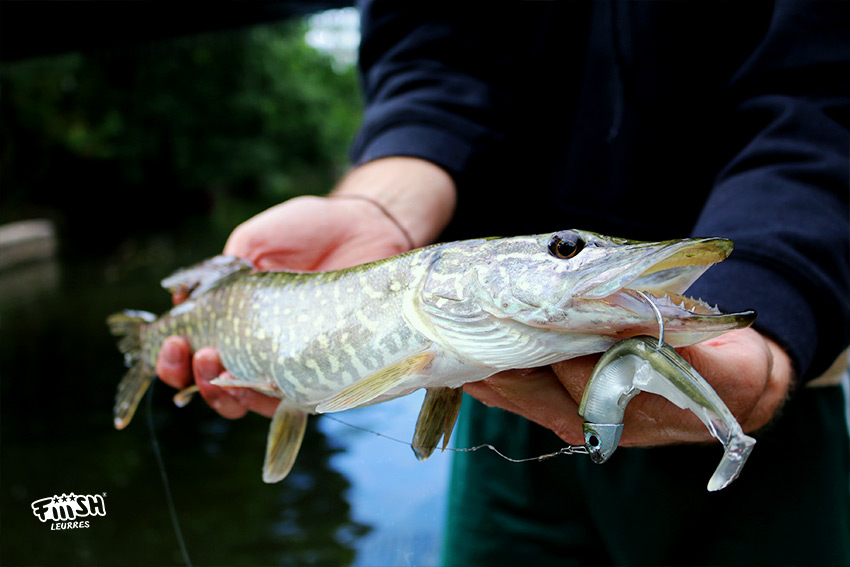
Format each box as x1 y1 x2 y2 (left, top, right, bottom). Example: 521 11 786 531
443 385 850 566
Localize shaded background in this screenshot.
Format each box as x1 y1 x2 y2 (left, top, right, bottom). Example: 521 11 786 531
1 2 450 565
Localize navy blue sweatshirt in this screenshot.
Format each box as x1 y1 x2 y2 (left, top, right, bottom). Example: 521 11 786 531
349 0 850 383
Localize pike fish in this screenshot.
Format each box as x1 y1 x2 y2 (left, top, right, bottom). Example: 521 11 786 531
109 229 755 483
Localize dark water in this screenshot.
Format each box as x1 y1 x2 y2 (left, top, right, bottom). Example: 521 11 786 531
0 220 449 566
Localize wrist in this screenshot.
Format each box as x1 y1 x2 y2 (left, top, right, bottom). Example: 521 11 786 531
331 157 457 248
330 194 416 250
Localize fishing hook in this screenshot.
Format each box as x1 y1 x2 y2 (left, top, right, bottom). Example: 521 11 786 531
635 290 664 350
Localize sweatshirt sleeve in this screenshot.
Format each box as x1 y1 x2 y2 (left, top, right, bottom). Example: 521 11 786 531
349 1 534 181
687 1 849 381
351 0 849 382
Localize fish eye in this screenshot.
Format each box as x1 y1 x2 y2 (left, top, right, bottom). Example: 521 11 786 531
548 232 585 259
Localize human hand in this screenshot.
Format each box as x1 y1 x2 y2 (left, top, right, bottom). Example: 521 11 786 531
155 194 418 418
156 157 457 419
463 327 793 447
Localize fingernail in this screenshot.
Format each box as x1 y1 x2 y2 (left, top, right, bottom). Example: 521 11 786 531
196 356 219 381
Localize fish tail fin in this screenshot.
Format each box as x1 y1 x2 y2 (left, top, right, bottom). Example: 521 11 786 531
263 402 308 483
107 310 157 430
107 310 156 364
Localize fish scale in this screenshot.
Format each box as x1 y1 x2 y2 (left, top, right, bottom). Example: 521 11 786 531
109 229 756 483
140 260 431 404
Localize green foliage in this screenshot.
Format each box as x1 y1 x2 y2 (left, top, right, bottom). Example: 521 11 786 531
0 19 362 239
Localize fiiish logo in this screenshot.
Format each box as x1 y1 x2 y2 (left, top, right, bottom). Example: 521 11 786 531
31 493 107 530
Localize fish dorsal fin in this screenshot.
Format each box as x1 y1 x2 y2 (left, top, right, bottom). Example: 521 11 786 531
315 350 435 414
263 403 308 483
161 255 253 299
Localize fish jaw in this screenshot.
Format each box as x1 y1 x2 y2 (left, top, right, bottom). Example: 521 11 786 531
534 233 755 345
570 234 733 300
594 289 756 344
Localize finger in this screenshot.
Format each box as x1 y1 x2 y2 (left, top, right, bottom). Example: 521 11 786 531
552 353 715 446
550 354 600 402
192 348 248 420
463 381 527 415
679 329 791 432
156 336 193 389
223 388 281 419
464 368 586 445
676 334 763 427
743 336 793 431
172 290 190 305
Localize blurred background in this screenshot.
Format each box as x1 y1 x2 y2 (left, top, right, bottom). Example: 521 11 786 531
1 2 450 565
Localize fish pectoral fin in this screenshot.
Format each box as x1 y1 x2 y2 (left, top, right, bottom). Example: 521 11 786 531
315 351 435 414
263 403 308 483
172 385 200 408
173 379 279 408
412 387 463 461
160 255 254 298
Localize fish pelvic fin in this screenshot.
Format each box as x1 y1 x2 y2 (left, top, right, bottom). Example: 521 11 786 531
113 361 156 430
412 387 463 461
263 403 308 483
315 350 435 414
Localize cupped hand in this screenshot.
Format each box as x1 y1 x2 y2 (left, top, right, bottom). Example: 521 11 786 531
155 194 416 418
223 195 416 272
463 327 794 447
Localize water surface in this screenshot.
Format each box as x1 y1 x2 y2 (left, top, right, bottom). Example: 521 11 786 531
0 221 449 566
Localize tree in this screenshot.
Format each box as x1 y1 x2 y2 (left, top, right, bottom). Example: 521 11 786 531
0 18 362 245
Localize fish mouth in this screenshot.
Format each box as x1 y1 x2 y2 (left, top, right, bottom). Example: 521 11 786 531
574 236 756 335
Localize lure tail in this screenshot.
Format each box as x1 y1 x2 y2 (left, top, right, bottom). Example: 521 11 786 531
108 310 157 430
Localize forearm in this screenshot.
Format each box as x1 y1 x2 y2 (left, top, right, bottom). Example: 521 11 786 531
331 157 457 248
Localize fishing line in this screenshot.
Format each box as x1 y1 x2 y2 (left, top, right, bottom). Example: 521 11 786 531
448 443 588 461
322 414 586 463
146 382 193 567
